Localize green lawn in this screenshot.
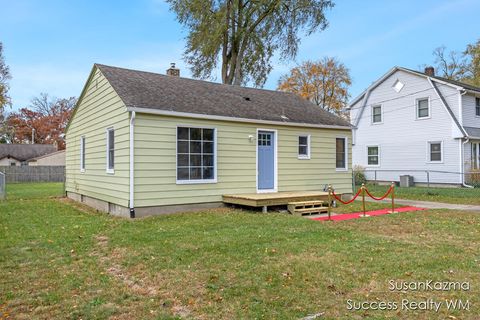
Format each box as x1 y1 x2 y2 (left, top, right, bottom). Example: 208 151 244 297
5 182 64 200
359 184 480 205
1 184 479 319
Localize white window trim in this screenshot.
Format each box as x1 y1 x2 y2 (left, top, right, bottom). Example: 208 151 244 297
427 141 443 164
475 97 480 118
472 142 480 170
366 145 380 167
106 127 115 174
415 97 431 120
80 136 85 173
371 105 383 124
175 125 217 184
298 134 311 160
256 128 278 193
335 136 348 172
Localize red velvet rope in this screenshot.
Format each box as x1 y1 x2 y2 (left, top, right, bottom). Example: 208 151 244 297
331 188 362 205
364 186 394 201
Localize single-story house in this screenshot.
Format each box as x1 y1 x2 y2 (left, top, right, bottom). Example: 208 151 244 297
0 144 58 166
27 150 65 166
65 64 353 217
349 66 480 186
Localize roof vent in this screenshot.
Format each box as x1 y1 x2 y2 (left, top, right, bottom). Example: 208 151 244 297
243 97 251 101
280 115 289 121
166 63 180 77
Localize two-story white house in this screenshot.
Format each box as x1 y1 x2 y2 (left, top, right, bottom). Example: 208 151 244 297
349 66 480 186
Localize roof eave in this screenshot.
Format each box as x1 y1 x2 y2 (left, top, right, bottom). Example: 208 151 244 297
127 107 352 130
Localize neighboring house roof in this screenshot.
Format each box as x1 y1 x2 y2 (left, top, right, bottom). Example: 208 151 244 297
347 66 480 138
95 64 351 128
464 127 480 139
0 144 57 162
348 66 480 108
27 149 65 162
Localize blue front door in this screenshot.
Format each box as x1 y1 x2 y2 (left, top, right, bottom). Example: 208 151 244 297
258 131 275 190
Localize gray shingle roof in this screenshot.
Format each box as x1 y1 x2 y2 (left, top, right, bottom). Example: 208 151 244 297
464 127 480 138
96 64 351 128
401 67 480 93
0 144 57 161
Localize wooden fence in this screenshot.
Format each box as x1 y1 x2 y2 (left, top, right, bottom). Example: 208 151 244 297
0 166 65 183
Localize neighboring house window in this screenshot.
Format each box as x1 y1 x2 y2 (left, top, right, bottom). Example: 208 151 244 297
372 105 382 123
428 142 442 162
177 127 216 182
416 98 430 119
80 136 85 172
367 146 379 165
106 128 114 173
298 135 310 159
392 80 404 93
472 143 480 170
10 162 16 166
336 138 347 170
476 97 480 117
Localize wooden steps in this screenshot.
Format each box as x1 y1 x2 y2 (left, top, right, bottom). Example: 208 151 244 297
288 200 328 216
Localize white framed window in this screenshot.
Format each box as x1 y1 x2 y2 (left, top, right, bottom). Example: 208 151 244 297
80 136 85 172
428 141 443 163
472 142 480 170
476 97 480 117
371 105 382 124
416 97 430 119
367 146 380 166
106 128 114 173
298 135 310 159
392 79 404 93
335 137 348 171
176 126 216 184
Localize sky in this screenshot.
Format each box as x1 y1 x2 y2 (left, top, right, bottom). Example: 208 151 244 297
1 0 479 110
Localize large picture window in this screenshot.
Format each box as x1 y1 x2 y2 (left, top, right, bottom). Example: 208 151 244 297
177 127 216 182
106 128 114 173
336 137 347 170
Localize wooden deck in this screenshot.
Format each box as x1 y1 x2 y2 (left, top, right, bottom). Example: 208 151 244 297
222 191 331 208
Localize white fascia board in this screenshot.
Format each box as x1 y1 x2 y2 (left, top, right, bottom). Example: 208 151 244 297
126 107 352 131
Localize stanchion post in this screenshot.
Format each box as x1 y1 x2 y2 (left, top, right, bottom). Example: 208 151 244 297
361 183 366 217
327 185 332 221
388 182 397 214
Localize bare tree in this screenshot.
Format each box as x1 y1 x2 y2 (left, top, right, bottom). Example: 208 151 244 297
432 46 468 80
0 42 11 110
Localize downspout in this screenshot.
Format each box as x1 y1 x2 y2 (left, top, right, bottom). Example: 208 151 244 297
129 111 136 217
459 89 473 188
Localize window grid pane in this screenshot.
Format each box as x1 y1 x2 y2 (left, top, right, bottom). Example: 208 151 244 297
418 99 429 118
298 136 309 156
372 106 382 123
430 143 442 161
336 138 346 168
177 127 215 181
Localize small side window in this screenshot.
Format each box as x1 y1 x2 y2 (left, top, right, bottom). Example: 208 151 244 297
367 146 379 165
106 128 114 173
298 135 310 159
80 136 85 172
372 105 382 123
475 97 480 117
417 98 430 119
428 142 442 162
336 138 347 170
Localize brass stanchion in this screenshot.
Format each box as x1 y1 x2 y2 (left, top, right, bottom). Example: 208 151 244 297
361 183 367 217
388 182 397 213
327 185 332 221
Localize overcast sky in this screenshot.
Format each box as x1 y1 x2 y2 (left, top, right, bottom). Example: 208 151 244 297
1 0 479 110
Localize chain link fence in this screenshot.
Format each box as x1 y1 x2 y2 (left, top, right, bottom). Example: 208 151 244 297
353 168 480 193
0 172 5 200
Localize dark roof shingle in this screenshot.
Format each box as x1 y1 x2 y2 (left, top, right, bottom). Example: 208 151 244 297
96 64 351 128
0 144 57 161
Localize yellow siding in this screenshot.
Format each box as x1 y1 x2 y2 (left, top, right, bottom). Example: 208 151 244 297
134 114 352 207
65 68 130 206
